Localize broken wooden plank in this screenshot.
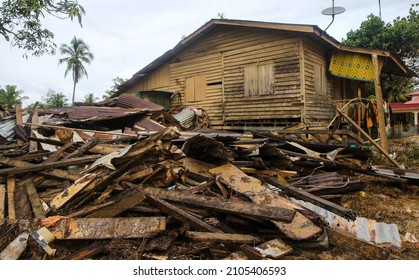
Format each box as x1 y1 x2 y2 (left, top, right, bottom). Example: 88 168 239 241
239 167 297 178
143 187 296 223
49 173 97 211
52 217 166 239
326 227 390 260
25 181 46 218
337 109 403 169
240 239 293 259
86 187 147 218
0 156 82 181
62 137 99 160
0 154 101 176
61 241 108 260
0 232 29 260
258 175 357 221
0 184 5 219
143 192 222 233
185 231 262 244
6 176 16 219
209 163 322 240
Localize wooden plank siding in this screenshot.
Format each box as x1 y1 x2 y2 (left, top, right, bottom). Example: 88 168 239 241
126 25 337 128
302 38 335 127
223 35 301 122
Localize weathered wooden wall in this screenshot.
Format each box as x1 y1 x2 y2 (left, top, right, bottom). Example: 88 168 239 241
302 38 335 127
127 25 337 128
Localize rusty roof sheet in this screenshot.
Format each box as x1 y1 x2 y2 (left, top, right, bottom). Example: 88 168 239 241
134 118 166 132
66 106 147 121
116 94 164 111
291 198 401 248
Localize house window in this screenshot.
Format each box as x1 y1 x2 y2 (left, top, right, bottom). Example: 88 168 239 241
314 63 327 95
185 75 206 102
244 63 275 97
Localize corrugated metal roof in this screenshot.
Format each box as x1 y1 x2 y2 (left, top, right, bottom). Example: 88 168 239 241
66 106 146 121
116 94 164 111
134 118 166 132
291 198 401 248
0 114 30 141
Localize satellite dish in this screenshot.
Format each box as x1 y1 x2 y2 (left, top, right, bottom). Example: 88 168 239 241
321 6 346 16
321 0 346 33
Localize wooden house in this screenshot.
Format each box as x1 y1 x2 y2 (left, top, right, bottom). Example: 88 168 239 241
117 19 412 130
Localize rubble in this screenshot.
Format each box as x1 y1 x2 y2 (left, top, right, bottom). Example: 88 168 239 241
0 98 418 260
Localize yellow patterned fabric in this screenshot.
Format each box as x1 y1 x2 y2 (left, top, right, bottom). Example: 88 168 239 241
329 52 384 82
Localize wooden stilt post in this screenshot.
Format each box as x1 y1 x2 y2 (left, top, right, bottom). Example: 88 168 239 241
371 54 389 153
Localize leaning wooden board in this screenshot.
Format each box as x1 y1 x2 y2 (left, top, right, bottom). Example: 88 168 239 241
209 163 322 240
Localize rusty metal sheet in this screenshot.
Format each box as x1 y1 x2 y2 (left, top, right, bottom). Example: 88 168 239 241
53 217 166 239
291 198 401 248
116 93 164 111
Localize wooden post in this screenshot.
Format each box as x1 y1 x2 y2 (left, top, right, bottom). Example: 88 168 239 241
29 107 39 153
15 103 23 145
7 176 16 219
357 87 362 139
371 54 389 153
0 184 5 219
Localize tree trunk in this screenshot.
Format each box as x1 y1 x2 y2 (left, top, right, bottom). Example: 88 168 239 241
72 80 77 105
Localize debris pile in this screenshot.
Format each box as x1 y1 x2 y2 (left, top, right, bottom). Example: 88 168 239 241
0 99 417 260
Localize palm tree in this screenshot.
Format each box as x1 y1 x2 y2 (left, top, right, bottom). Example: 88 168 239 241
0 85 28 109
58 36 94 105
44 89 69 109
83 93 98 105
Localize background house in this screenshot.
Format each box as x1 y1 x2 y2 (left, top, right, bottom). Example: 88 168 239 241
117 19 412 131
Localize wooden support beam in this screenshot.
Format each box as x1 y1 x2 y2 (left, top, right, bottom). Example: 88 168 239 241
337 109 403 169
6 176 16 219
25 181 45 218
52 217 166 239
326 227 390 260
143 192 222 233
0 154 101 176
371 53 389 153
0 184 5 219
29 107 39 153
185 231 262 244
143 187 296 223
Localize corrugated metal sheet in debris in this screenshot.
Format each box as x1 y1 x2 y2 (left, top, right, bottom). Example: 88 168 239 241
116 94 164 111
0 114 29 141
66 106 146 121
290 198 401 248
134 118 166 132
174 108 195 128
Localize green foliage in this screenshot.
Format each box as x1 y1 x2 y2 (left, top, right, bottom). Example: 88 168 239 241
0 84 28 109
59 36 94 105
103 76 127 100
83 92 98 104
0 0 85 57
343 4 419 99
43 89 68 108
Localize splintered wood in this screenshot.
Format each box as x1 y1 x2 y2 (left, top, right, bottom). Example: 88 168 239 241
0 122 405 260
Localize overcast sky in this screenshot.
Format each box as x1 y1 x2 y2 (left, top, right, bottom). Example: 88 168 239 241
0 0 415 106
